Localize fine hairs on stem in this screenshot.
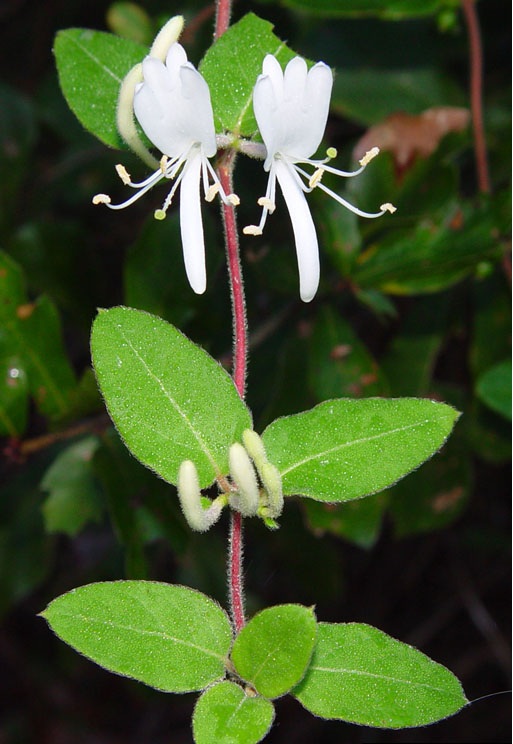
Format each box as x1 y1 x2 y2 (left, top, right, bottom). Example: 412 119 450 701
214 0 248 634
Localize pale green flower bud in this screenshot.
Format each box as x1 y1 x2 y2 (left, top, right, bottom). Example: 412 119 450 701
260 462 284 518
177 460 223 532
228 442 259 516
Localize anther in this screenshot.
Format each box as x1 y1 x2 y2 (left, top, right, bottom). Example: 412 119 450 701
92 193 111 205
257 197 276 213
160 155 169 175
309 168 324 189
227 194 240 206
380 202 397 214
206 184 220 202
115 164 132 185
359 147 380 167
243 225 263 236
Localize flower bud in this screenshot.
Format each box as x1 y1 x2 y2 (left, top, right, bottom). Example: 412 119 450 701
260 462 283 518
228 442 259 516
177 460 223 532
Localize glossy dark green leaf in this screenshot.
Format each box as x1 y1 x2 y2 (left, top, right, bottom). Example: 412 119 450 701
308 305 388 400
41 437 103 536
193 681 275 744
476 360 512 421
332 68 464 126
355 205 502 295
54 28 148 148
231 605 317 698
303 495 385 549
262 398 459 502
91 306 252 487
200 13 299 136
280 0 444 19
293 622 467 727
41 581 232 692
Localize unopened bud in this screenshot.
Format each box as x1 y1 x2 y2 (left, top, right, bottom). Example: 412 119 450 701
177 460 223 532
242 429 267 468
116 63 159 169
228 443 259 516
149 16 184 60
260 462 283 518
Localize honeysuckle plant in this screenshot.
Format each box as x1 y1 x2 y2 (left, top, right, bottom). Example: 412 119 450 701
41 5 474 743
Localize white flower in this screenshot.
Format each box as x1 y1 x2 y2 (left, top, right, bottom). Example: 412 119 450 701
93 42 238 295
243 55 396 303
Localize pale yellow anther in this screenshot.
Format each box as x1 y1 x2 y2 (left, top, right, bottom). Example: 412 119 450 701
243 225 263 236
206 184 220 202
380 202 397 214
160 155 169 174
154 209 167 220
149 16 184 61
92 193 111 205
227 194 240 206
359 147 380 167
257 197 276 213
309 168 324 189
115 163 132 185
326 147 337 159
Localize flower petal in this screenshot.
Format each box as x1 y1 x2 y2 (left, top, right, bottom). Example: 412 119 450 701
275 161 320 302
180 153 207 294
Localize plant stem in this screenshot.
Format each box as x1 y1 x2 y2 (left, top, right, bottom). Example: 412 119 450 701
214 0 247 634
219 154 247 635
461 0 491 194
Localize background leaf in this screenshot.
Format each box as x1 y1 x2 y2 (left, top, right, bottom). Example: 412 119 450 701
262 398 459 502
293 622 468 727
475 359 511 421
193 681 275 744
41 581 232 692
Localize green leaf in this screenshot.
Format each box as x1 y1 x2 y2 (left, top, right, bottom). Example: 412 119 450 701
262 398 459 502
293 622 468 727
90 306 252 487
231 605 317 698
280 0 445 19
200 13 299 137
54 28 148 148
41 581 232 692
193 681 275 744
476 360 512 421
41 437 103 536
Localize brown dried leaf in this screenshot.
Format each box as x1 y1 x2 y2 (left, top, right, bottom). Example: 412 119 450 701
353 106 470 169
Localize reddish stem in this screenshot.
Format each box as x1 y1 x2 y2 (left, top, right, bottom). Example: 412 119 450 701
214 0 232 40
462 0 491 194
214 0 247 633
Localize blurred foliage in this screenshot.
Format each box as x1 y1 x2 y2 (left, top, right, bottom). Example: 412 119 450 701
0 0 510 741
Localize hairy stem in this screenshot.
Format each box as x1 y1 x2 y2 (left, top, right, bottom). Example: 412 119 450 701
214 0 247 633
462 0 491 194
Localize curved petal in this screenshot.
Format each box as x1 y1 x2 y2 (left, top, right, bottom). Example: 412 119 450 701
253 74 280 169
275 161 319 302
283 56 308 105
178 66 217 157
262 54 284 99
179 153 206 294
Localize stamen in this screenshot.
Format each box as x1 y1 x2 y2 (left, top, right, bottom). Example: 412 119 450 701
257 197 276 213
115 164 132 185
359 147 380 167
243 225 263 236
380 202 397 214
308 168 324 189
92 193 111 205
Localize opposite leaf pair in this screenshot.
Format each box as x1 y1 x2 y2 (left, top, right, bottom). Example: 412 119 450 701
94 17 395 302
